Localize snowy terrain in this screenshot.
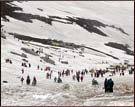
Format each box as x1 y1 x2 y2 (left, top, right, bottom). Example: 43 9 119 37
1 1 134 106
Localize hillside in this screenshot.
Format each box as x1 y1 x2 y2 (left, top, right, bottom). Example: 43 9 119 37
1 1 134 106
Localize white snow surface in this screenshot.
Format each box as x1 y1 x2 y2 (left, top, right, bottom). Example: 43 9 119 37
1 32 134 106
1 1 134 106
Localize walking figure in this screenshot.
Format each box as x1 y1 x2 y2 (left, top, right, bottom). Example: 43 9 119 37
54 77 57 82
32 76 37 86
26 75 31 85
21 77 24 85
104 78 108 93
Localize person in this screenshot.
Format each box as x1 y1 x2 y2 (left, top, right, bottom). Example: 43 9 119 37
49 73 51 79
9 60 12 64
104 78 108 93
76 74 80 82
54 77 57 82
22 63 24 66
29 63 31 68
91 72 93 77
73 75 76 80
46 73 49 79
92 78 98 85
32 76 37 86
21 77 24 85
37 65 39 70
26 75 31 85
57 77 62 83
107 78 114 92
80 75 83 82
22 69 24 74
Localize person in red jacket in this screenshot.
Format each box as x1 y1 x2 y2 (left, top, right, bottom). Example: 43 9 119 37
80 75 83 82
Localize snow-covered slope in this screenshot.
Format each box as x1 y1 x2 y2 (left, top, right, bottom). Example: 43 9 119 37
1 1 134 106
1 1 134 59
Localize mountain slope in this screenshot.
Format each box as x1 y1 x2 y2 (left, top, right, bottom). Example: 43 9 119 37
1 1 134 62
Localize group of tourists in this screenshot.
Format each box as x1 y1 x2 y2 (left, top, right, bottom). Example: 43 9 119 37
21 75 37 86
5 58 12 64
5 55 133 94
104 78 114 93
22 62 31 68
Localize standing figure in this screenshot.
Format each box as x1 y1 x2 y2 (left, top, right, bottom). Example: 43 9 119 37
22 68 24 74
104 78 108 93
32 76 37 86
26 75 31 85
80 75 83 82
29 63 31 68
21 77 24 85
37 65 39 70
54 77 57 82
76 74 80 82
107 78 114 92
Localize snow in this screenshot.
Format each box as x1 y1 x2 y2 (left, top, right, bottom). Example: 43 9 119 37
1 32 134 106
1 1 134 106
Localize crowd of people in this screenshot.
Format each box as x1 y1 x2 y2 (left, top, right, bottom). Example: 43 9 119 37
5 57 133 94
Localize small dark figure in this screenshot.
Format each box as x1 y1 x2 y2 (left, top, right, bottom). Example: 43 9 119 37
22 69 24 74
22 63 24 66
122 71 124 76
73 75 76 80
104 78 108 93
57 77 62 83
50 73 51 79
24 63 27 67
71 70 73 74
107 78 114 93
54 77 57 82
92 78 98 85
91 72 93 77
32 76 37 86
5 59 9 63
80 75 83 82
76 75 80 82
9 60 12 64
21 77 24 85
46 73 49 79
26 75 31 85
101 72 103 77
29 63 31 68
37 65 39 70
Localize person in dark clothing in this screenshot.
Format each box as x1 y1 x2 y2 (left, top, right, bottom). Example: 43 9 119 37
104 78 108 93
37 65 39 70
26 75 31 85
9 60 12 64
73 75 76 80
57 77 62 83
21 77 24 85
107 78 114 92
80 75 83 82
54 77 57 82
29 63 31 68
22 69 24 74
22 63 24 66
76 75 80 82
46 73 49 79
32 76 37 86
49 73 51 79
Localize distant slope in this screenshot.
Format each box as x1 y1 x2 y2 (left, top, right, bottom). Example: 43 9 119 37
1 1 134 61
